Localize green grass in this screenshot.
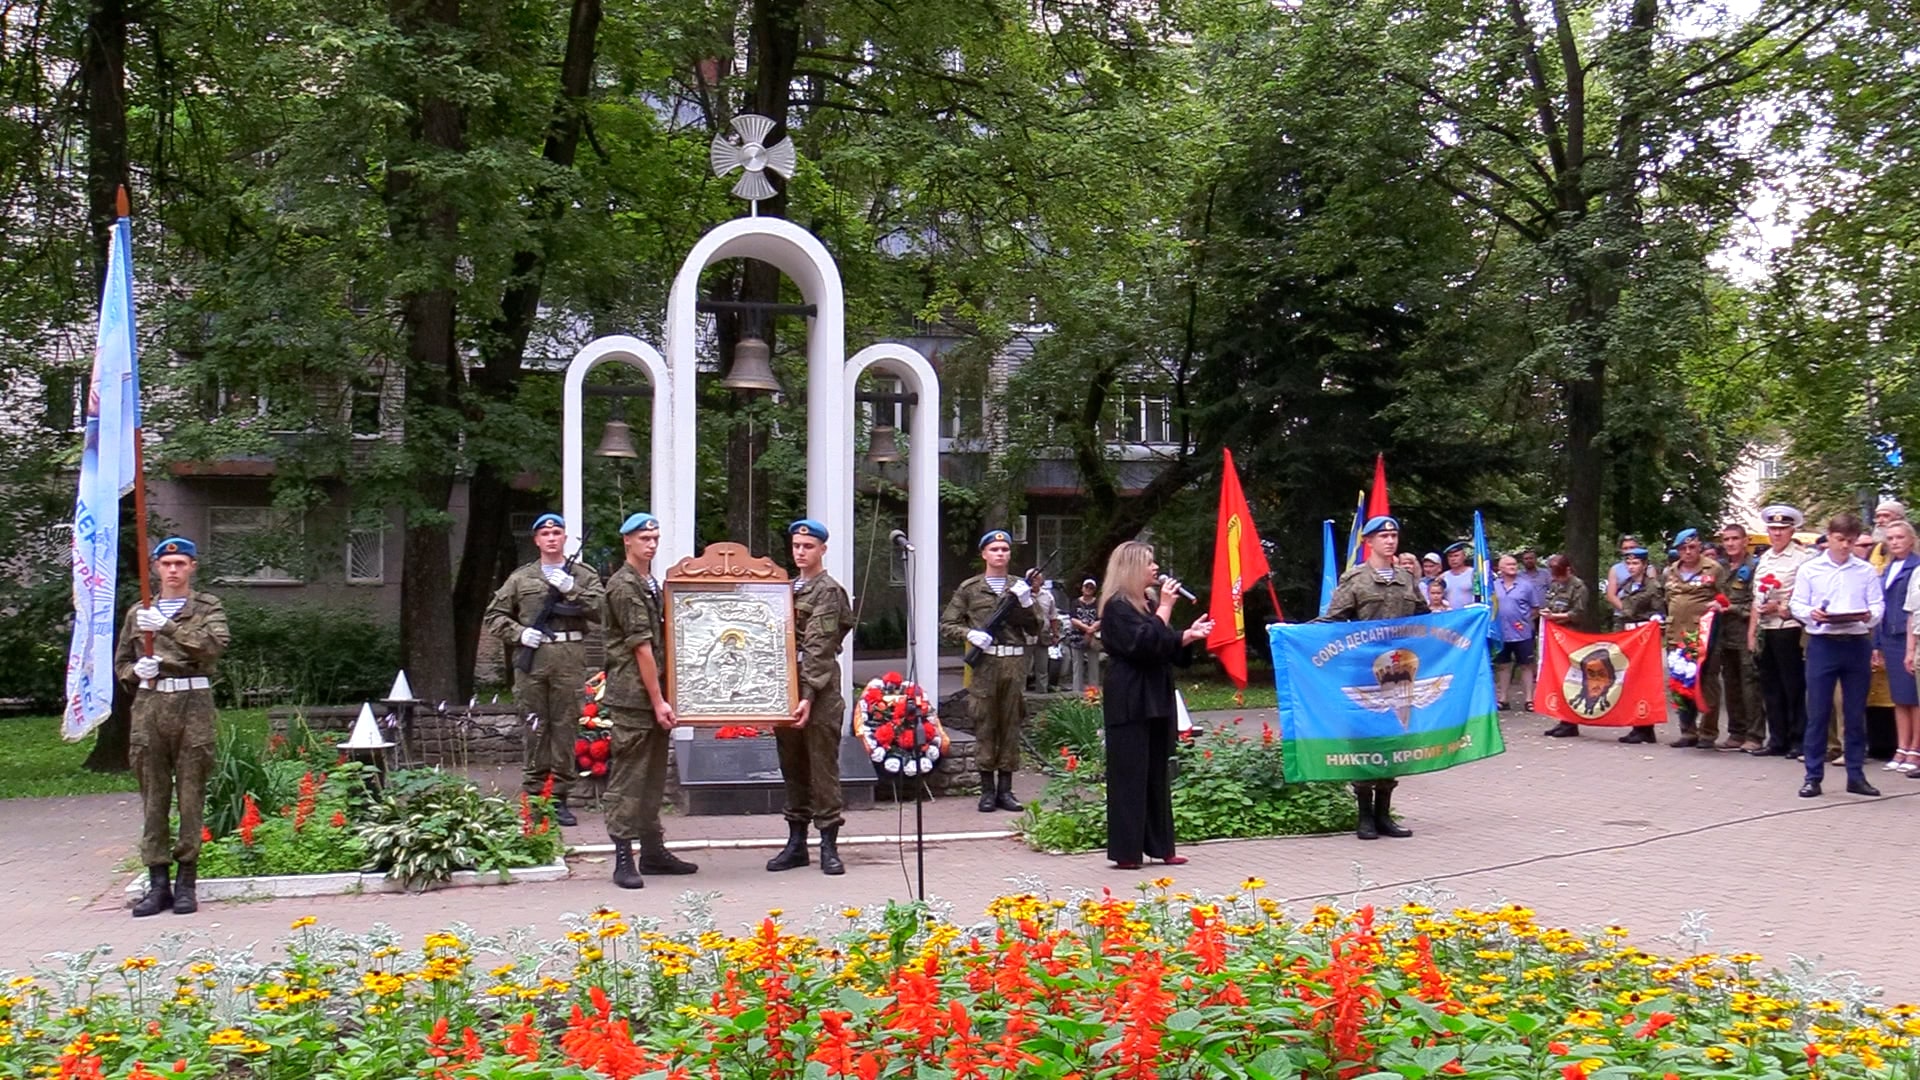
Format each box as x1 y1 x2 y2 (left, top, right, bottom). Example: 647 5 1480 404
1177 677 1277 712
0 709 270 800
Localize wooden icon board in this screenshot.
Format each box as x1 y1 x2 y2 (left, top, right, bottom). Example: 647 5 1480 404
663 542 800 727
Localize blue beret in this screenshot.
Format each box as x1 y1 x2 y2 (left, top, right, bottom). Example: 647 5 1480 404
787 518 828 541
1444 541 1470 555
1625 547 1650 559
531 513 564 533
1361 515 1399 536
152 536 196 559
1674 528 1700 546
979 529 1012 550
619 512 659 535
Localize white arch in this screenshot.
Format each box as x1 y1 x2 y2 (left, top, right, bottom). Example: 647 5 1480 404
561 336 672 549
846 343 943 697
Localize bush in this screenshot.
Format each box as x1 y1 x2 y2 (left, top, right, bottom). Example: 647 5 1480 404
358 769 563 891
1019 720 1354 852
1026 696 1105 764
0 576 94 710
219 598 401 706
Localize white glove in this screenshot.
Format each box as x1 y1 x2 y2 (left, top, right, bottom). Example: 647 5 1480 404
966 629 994 650
1009 579 1033 607
134 656 161 680
543 568 576 594
134 607 169 632
519 627 549 648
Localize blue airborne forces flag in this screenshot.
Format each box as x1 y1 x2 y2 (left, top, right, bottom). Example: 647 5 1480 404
1269 607 1504 782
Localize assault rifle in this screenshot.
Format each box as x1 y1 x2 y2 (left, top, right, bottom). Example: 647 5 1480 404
962 549 1059 671
513 531 589 674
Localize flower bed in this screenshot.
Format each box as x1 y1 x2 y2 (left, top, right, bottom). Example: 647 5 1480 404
192 762 563 891
0 890 1906 1079
1021 701 1355 852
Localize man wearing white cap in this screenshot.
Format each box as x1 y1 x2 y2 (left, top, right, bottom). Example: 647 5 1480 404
1750 505 1813 756
1066 577 1103 693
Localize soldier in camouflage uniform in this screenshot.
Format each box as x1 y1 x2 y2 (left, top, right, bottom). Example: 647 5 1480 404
766 519 859 876
598 512 697 888
114 537 229 918
1540 555 1594 737
1609 547 1665 743
1711 522 1763 751
1661 529 1727 749
483 512 603 825
1317 516 1424 841
941 529 1040 812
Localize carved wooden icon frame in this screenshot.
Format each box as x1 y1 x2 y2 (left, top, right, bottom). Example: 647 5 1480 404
663 542 800 727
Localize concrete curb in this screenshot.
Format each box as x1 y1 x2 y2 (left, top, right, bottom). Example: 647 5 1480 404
567 829 1017 855
122 857 571 901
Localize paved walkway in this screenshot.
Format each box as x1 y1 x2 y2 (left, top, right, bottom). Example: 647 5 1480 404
4 709 1915 1000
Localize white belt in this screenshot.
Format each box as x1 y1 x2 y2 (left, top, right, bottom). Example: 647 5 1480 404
546 631 584 643
984 645 1024 657
143 676 210 693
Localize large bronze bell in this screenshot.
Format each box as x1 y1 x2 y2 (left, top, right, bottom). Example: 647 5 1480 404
721 334 781 393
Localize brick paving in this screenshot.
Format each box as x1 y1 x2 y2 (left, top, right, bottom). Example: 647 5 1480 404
3 709 1914 1000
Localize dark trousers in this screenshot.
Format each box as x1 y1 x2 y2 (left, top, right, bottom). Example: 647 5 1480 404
1757 628 1807 752
1105 717 1176 864
775 687 846 831
1803 635 1870 783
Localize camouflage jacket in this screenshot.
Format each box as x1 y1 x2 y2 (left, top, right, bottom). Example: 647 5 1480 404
600 563 662 711
484 559 604 642
794 572 856 701
114 592 229 684
1613 572 1664 629
1662 558 1725 646
1319 564 1425 623
940 574 1040 648
1542 575 1591 624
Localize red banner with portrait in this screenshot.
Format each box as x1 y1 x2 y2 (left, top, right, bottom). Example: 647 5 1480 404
1538 623 1668 727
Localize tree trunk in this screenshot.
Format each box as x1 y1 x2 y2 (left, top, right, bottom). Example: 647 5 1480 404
387 0 466 702
81 0 130 284
449 0 604 697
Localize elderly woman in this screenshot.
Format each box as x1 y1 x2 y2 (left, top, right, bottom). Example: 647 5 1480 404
1098 540 1214 870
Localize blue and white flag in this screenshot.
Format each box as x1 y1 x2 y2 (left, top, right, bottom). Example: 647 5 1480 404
63 216 143 741
1471 509 1498 640
1270 607 1503 781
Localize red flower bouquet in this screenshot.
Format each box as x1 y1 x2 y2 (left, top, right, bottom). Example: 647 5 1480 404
852 672 947 779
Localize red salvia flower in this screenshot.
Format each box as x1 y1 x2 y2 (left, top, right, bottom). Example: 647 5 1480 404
293 771 317 830
942 1000 990 1080
503 1012 542 1062
238 794 262 847
330 810 347 828
808 1010 860 1076
1636 1012 1676 1039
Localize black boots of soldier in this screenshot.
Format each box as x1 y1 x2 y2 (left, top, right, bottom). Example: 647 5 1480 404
977 771 1023 813
767 821 809 871
1353 786 1412 841
610 839 695 889
611 840 646 889
132 863 196 917
554 800 578 827
766 821 844 875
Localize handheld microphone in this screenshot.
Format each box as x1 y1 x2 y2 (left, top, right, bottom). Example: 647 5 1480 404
1156 573 1197 602
888 529 915 553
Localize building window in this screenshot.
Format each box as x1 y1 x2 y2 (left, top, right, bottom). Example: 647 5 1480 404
346 526 385 584
1034 514 1082 572
1110 387 1174 445
208 507 303 583
199 379 267 422
1757 457 1781 481
42 368 78 431
1010 515 1029 543
349 377 384 438
941 394 983 439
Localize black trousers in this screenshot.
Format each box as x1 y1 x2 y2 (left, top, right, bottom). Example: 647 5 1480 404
1105 717 1176 863
1756 628 1807 752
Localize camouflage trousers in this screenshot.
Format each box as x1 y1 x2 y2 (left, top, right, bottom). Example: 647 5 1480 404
776 688 846 830
130 688 216 866
973 655 1028 772
603 705 670 846
515 643 584 800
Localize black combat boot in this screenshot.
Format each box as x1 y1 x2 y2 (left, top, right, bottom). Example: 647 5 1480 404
639 841 698 876
766 821 809 872
172 862 199 914
994 771 1024 812
818 826 845 876
131 865 172 917
611 840 645 889
1353 787 1378 841
977 771 997 812
1373 784 1412 839
554 799 578 827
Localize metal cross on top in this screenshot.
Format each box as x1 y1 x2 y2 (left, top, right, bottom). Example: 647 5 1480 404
709 114 797 215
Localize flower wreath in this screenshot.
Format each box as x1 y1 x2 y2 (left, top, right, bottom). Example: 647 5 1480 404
575 672 612 778
853 671 948 778
1664 602 1724 710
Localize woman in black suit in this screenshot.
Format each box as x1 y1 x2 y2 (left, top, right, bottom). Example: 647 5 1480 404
1098 540 1214 869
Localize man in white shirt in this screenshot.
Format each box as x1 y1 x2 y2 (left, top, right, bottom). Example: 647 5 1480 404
1439 542 1477 611
1789 512 1886 797
1749 506 1813 757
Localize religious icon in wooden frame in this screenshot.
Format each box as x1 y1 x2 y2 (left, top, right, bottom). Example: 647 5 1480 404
663 542 800 726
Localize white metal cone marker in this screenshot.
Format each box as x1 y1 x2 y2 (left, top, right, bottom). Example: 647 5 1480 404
340 702 394 750
386 670 415 702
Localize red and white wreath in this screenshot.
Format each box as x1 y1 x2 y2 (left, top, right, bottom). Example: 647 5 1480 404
853 672 948 778
576 672 612 778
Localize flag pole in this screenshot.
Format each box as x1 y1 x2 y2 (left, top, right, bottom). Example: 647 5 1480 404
118 186 153 652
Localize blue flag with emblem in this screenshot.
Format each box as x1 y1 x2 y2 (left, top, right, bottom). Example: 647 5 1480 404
63 212 143 741
1344 491 1366 571
1472 510 1498 640
1269 607 1504 781
1318 519 1337 617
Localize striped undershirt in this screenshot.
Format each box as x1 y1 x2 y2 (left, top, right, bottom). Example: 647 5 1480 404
984 576 1008 594
156 597 187 619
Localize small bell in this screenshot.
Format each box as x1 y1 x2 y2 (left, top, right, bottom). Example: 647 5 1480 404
721 334 780 393
866 424 901 464
594 417 639 458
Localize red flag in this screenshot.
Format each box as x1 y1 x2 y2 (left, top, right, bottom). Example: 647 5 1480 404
1206 449 1273 689
1538 623 1668 727
1359 453 1390 562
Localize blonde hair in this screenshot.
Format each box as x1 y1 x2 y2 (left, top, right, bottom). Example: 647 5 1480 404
1099 541 1155 616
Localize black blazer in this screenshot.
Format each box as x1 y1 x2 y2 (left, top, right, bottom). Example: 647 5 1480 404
1099 596 1193 726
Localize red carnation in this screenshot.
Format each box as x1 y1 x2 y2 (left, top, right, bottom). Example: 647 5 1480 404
590 761 608 777
580 701 598 718
590 740 610 761
574 738 590 755
883 671 902 684
875 723 896 745
896 729 917 749
577 754 594 770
